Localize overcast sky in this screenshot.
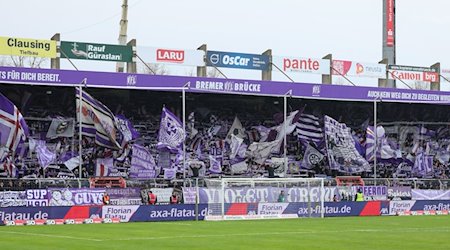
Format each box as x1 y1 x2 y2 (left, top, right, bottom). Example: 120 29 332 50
3 0 450 88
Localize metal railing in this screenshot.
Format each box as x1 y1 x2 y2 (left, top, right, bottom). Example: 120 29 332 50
0 177 449 190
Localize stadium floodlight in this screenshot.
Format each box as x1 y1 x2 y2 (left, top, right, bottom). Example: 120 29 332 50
204 177 325 220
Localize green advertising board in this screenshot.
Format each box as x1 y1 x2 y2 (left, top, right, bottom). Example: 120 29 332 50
60 41 133 62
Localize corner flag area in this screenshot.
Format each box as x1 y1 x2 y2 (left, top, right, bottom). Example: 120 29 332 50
0 216 449 250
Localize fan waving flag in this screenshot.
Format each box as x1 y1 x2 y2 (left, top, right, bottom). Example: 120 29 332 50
76 89 121 149
157 107 185 152
0 93 29 153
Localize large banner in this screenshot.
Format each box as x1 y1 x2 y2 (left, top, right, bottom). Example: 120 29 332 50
183 186 339 204
60 41 133 62
137 46 205 66
26 189 49 207
0 191 27 207
0 36 57 58
387 186 412 200
324 116 371 173
3 66 450 103
206 51 269 70
332 60 386 78
48 188 105 206
411 189 450 200
272 56 330 74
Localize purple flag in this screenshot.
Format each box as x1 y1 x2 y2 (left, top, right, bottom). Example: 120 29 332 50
36 142 56 168
413 152 433 176
115 114 140 146
76 89 121 149
209 155 222 174
130 144 159 178
157 107 185 152
0 93 29 153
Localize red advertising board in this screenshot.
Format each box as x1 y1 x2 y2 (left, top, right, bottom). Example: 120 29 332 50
386 0 395 47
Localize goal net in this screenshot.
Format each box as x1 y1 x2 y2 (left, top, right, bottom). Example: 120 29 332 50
204 178 325 220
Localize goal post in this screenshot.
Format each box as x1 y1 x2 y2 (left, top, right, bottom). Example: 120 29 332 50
203 177 325 220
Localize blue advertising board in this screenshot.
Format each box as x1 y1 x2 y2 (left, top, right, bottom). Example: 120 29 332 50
206 51 269 70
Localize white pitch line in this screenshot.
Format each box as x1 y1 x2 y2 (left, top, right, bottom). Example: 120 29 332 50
2 231 103 242
109 227 450 241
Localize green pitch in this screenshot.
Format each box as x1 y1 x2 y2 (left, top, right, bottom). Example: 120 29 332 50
0 216 449 250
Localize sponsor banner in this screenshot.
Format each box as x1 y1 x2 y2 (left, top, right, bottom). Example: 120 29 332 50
0 206 102 225
411 200 450 212
257 203 289 215
0 191 27 207
194 186 339 204
411 189 450 200
386 0 395 47
4 66 450 104
272 56 330 74
60 41 133 62
206 51 269 70
441 68 450 80
102 205 140 222
223 202 382 217
137 46 205 66
0 36 57 58
48 188 105 206
387 187 412 200
389 200 416 215
26 189 49 207
332 60 386 78
127 204 209 222
388 65 439 82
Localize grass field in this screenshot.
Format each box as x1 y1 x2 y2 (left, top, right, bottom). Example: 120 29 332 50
0 216 449 250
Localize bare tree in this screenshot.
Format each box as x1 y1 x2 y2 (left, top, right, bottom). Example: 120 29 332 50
0 55 48 68
138 62 170 75
207 68 224 78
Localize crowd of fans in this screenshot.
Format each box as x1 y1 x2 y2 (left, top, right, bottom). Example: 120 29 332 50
1 86 450 182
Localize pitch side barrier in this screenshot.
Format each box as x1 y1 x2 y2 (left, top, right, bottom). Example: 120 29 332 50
2 201 450 225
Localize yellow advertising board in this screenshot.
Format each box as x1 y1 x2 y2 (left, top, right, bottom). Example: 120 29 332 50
0 36 57 58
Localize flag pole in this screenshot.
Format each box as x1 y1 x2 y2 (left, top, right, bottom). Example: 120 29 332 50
283 90 292 173
182 82 190 186
373 97 378 185
78 79 87 179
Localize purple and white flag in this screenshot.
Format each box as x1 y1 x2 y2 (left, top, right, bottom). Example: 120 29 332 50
252 125 271 142
0 93 29 153
115 114 140 147
230 134 244 159
226 116 245 143
157 107 185 152
130 144 159 178
295 113 323 145
366 126 397 161
324 116 371 173
36 142 56 168
76 89 121 149
413 152 433 176
246 140 280 165
301 143 324 169
273 110 300 153
209 155 222 174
